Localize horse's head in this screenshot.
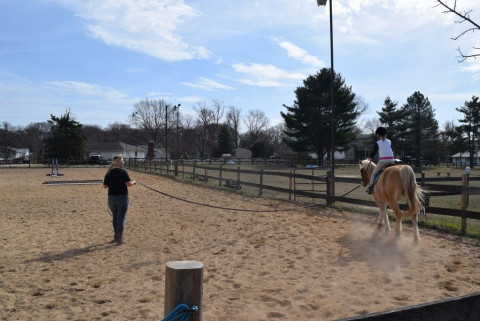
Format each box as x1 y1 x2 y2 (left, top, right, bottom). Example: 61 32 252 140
359 159 375 187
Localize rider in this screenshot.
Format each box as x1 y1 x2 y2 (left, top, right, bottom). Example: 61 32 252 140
366 127 395 194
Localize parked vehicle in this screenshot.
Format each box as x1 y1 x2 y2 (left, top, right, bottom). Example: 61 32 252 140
88 155 106 165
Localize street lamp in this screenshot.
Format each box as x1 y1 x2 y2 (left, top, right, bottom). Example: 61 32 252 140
173 104 181 159
317 0 335 176
166 104 181 161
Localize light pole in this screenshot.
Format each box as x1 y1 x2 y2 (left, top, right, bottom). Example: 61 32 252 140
174 104 181 159
165 105 169 161
166 104 181 161
317 0 335 175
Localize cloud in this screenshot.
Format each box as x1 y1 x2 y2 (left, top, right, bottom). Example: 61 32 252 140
232 62 305 87
51 0 211 61
272 37 324 67
46 80 128 100
182 77 234 91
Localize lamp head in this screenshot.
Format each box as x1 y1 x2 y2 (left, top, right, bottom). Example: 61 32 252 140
317 0 327 6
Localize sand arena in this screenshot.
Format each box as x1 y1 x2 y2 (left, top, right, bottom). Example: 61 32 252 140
1 167 479 320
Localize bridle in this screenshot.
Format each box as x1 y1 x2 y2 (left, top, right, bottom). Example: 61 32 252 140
360 160 373 182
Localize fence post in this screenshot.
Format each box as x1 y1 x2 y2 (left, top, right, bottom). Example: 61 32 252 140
219 165 223 187
461 174 469 234
293 169 297 201
326 170 334 206
259 169 263 196
164 260 203 321
174 161 178 176
236 166 240 188
193 163 196 181
289 170 293 201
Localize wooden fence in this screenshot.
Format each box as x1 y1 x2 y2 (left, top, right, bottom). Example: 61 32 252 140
126 159 480 230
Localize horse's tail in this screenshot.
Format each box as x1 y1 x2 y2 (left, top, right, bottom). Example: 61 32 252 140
400 166 425 216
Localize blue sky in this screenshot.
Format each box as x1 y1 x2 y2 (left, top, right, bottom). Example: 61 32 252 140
1 0 479 130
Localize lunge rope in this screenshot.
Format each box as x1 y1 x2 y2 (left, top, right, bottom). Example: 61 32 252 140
162 304 198 321
138 182 303 213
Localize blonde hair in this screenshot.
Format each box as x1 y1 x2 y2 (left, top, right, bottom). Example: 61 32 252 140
107 154 124 173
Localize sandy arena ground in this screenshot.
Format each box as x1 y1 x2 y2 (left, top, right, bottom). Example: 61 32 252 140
1 167 479 320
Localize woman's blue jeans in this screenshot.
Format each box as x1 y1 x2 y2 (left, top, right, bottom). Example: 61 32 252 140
108 195 129 239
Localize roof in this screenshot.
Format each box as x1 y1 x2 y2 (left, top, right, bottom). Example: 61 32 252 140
451 152 480 158
87 142 145 152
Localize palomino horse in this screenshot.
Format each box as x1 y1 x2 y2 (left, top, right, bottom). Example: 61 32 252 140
359 159 425 244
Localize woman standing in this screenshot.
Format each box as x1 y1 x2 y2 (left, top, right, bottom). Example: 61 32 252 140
103 155 136 245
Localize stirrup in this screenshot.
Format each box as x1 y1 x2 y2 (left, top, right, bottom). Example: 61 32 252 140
366 186 373 194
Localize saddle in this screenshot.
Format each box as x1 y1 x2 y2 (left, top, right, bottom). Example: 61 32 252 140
372 163 398 185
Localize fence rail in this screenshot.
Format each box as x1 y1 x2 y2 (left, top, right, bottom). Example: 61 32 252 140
125 159 480 230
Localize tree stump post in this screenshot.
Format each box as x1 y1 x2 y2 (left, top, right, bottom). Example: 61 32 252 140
164 260 203 321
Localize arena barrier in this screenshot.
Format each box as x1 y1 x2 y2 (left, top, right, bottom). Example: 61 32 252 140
337 291 480 321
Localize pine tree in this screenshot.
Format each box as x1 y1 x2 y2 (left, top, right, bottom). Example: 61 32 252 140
456 96 480 168
377 96 404 152
281 68 360 163
43 109 86 161
399 91 439 166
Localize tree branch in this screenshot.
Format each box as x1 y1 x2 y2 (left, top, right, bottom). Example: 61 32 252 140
436 0 480 62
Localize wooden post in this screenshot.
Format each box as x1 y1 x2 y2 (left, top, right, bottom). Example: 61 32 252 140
236 166 240 188
289 170 293 201
164 260 203 321
293 169 297 201
219 165 223 187
326 170 334 206
461 174 468 234
193 164 196 181
311 169 314 204
421 173 425 186
174 161 178 176
259 169 263 196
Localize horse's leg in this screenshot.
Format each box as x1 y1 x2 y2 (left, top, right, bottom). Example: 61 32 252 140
376 206 384 226
412 213 420 245
377 202 390 236
389 202 403 237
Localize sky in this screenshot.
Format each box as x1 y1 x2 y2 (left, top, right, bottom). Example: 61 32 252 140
1 0 480 131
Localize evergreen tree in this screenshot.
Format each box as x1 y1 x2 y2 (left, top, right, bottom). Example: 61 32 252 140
281 68 360 163
43 109 86 161
399 91 439 166
213 124 233 157
456 96 480 168
377 96 404 152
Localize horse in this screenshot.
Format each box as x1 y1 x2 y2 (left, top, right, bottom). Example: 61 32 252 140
359 159 425 244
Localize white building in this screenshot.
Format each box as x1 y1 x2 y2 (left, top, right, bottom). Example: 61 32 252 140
451 152 480 166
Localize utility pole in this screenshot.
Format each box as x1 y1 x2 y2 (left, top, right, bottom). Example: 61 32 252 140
165 105 168 161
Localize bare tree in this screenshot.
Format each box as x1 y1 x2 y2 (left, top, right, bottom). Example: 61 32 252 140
131 98 170 147
435 0 480 61
226 105 242 149
194 101 215 157
211 99 225 127
243 109 269 147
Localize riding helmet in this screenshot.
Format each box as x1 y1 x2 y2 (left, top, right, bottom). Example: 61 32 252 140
375 127 387 136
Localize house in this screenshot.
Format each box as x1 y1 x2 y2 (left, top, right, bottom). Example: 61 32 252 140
451 152 480 166
86 142 148 160
345 133 373 161
0 147 30 162
232 148 252 159
137 145 167 159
